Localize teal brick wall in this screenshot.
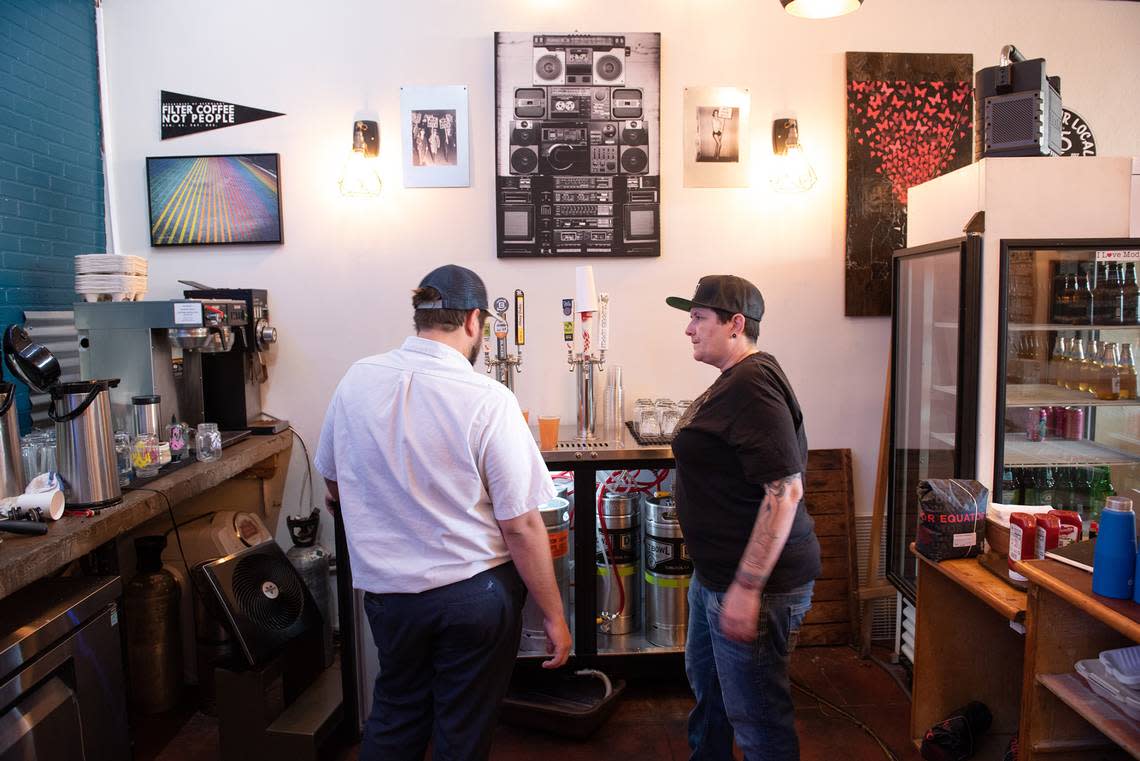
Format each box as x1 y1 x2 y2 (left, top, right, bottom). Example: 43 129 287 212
0 0 105 428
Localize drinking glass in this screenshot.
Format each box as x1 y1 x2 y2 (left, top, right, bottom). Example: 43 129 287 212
132 433 160 478
660 403 681 436
638 404 662 437
114 431 133 486
196 423 222 463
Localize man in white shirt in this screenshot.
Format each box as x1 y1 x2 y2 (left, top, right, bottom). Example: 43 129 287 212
315 265 571 761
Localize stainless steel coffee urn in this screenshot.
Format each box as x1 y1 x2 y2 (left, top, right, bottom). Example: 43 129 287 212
50 379 122 509
643 493 692 647
0 382 25 497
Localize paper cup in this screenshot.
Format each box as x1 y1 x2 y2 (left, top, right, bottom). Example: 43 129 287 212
17 489 65 521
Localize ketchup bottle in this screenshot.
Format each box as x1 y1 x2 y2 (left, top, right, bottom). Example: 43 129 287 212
1035 514 1061 559
1008 513 1037 581
1048 509 1082 547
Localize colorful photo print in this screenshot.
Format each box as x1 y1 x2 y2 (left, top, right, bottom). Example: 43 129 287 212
147 153 283 246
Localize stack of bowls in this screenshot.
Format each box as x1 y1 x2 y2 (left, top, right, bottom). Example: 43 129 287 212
74 255 148 302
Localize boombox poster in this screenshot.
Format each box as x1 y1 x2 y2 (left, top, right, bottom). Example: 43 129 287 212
494 33 661 258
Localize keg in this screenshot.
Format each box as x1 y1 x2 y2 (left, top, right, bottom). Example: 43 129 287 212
286 510 334 668
520 496 571 652
643 493 692 646
124 536 182 713
597 490 639 635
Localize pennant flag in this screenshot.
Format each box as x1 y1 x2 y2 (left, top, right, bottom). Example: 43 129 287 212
160 91 284 139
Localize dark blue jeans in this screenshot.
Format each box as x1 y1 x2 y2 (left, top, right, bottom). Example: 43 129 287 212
685 575 814 761
360 562 526 761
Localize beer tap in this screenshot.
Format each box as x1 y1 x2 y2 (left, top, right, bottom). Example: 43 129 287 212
566 266 607 442
484 291 524 392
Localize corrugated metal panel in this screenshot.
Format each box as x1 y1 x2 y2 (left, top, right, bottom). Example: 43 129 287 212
23 310 80 428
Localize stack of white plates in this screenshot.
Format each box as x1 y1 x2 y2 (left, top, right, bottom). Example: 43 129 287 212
75 255 148 302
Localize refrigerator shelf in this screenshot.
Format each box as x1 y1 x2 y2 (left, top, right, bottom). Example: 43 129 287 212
1008 323 1140 333
1005 384 1140 408
1003 435 1140 467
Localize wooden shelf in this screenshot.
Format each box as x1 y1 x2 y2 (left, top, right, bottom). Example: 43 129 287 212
1037 673 1140 757
1018 559 1140 641
1006 383 1140 407
1003 435 1140 467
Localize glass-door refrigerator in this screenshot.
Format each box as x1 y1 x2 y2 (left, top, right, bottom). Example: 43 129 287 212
887 236 982 602
995 239 1140 528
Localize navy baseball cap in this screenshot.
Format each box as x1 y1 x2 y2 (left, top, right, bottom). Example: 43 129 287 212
416 265 490 314
666 275 765 322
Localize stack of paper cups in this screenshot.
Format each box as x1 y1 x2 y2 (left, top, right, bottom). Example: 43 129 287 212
575 266 599 313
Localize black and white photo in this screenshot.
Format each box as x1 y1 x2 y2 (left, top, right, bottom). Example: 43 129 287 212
683 87 751 187
400 86 470 187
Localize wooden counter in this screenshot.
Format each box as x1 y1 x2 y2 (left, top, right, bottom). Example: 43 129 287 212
910 547 1027 757
1016 558 1140 761
0 431 293 600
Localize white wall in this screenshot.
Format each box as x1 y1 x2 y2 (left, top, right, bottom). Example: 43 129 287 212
100 0 1140 543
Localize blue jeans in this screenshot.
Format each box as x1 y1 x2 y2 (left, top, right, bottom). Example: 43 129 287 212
360 562 526 761
685 575 814 761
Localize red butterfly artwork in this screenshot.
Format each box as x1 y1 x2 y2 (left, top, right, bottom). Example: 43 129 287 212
846 78 973 205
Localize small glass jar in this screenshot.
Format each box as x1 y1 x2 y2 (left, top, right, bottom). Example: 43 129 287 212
132 433 160 479
196 423 222 463
166 420 189 462
660 403 681 436
114 431 133 487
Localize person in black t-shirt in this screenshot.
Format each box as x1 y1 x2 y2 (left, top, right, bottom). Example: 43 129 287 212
666 275 821 761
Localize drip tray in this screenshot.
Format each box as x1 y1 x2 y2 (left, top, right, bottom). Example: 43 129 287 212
500 671 626 738
554 440 614 449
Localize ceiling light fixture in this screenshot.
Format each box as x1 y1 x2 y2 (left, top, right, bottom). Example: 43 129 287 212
780 0 863 19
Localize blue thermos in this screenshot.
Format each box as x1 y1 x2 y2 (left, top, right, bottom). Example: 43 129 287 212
1092 496 1137 600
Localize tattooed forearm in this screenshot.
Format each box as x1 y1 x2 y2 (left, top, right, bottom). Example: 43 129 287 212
764 473 801 500
734 567 769 591
732 474 802 595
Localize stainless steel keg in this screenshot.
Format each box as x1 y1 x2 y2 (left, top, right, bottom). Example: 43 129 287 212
520 496 571 652
643 493 692 646
597 490 639 635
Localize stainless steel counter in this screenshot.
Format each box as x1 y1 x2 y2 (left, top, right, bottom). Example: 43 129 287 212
538 424 673 466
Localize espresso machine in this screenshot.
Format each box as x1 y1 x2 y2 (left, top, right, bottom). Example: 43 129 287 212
74 298 251 435
182 287 283 434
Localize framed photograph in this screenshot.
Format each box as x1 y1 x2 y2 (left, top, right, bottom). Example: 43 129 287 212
400 85 470 187
146 153 283 246
494 32 661 258
683 87 750 187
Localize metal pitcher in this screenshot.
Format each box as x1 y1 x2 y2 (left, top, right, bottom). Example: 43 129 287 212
49 379 122 509
0 382 24 497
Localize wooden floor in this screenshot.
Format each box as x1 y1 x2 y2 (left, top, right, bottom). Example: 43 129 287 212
137 646 920 761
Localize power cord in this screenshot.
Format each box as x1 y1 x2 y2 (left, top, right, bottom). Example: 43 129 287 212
790 678 900 761
288 426 316 518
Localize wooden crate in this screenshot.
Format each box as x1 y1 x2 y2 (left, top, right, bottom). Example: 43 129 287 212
801 448 859 647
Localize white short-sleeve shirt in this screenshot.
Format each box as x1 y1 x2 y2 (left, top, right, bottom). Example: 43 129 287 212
314 336 555 593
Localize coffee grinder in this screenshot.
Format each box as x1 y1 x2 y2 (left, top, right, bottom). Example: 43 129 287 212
182 287 284 434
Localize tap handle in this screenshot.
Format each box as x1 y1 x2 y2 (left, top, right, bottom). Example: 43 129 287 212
515 289 525 347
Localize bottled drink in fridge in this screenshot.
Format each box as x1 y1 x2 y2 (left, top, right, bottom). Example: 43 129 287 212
1123 262 1139 324
1038 467 1056 507
1074 270 1093 325
1090 466 1116 522
1095 342 1121 400
1002 466 1019 504
1119 343 1138 400
1067 339 1086 391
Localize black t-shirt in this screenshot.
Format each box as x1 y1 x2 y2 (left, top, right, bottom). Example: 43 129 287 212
672 352 821 593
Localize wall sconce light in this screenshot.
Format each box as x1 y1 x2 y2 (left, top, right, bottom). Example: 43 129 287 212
338 120 382 197
780 0 863 19
769 118 818 193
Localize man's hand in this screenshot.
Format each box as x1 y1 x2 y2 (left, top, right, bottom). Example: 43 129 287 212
324 479 340 515
542 615 572 669
720 581 762 643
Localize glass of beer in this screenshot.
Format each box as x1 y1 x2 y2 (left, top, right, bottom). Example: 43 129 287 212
538 416 560 450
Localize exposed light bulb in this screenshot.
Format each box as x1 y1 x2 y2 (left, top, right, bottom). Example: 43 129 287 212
339 121 381 197
769 145 818 193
